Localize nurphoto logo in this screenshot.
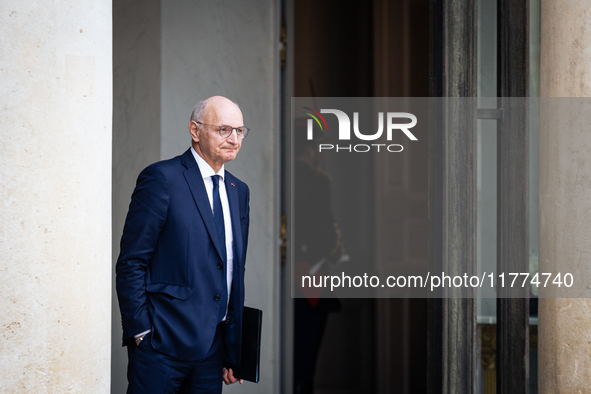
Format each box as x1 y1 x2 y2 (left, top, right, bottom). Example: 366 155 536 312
303 107 418 153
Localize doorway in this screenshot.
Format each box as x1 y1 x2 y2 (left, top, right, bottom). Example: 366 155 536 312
284 0 431 393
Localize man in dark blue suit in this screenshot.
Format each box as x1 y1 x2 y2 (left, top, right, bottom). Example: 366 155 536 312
116 96 250 393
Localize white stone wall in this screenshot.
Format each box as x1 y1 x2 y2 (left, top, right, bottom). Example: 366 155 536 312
540 0 591 391
0 1 112 392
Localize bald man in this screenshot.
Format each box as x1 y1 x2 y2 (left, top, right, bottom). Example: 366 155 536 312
116 96 251 393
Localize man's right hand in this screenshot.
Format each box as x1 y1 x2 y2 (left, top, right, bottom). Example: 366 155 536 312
135 333 146 346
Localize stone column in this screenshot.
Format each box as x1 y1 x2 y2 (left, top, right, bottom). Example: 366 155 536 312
0 1 112 392
539 0 591 391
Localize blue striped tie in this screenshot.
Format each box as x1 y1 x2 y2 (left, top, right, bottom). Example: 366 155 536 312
211 175 227 263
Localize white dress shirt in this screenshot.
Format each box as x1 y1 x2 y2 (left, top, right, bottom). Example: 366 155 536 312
191 147 234 321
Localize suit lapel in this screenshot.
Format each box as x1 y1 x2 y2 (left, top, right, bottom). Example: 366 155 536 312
225 174 243 265
182 150 226 263
225 174 243 304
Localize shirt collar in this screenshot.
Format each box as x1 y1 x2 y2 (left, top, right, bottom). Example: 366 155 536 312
191 146 225 181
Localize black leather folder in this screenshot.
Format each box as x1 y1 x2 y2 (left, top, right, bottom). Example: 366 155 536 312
233 306 263 383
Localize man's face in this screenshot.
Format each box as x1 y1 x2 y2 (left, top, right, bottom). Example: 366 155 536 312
190 98 244 170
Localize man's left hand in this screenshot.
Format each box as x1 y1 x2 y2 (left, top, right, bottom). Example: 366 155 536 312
222 367 244 385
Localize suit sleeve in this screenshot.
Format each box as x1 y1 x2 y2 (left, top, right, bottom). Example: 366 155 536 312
116 164 169 345
224 183 250 367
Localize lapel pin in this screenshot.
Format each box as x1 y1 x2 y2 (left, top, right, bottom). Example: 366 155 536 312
231 183 235 186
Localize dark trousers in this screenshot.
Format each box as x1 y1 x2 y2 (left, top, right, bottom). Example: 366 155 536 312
126 326 225 394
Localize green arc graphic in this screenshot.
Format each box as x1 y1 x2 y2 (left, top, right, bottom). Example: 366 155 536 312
303 112 323 131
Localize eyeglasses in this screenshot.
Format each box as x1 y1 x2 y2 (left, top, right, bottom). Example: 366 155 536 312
196 122 250 139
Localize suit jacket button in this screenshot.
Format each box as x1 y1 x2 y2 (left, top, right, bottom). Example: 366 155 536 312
214 295 221 301
217 263 223 269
